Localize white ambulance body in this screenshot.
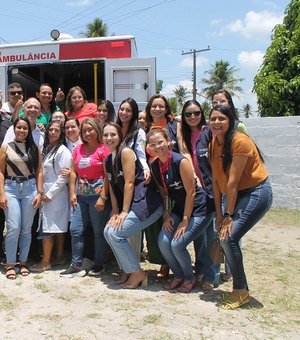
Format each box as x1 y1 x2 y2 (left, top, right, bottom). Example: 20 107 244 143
0 35 156 110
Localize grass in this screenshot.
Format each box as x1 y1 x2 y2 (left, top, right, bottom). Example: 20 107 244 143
261 207 300 226
34 282 51 293
143 313 161 325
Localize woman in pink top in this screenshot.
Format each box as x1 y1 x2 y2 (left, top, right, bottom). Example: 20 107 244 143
65 86 97 124
60 118 111 278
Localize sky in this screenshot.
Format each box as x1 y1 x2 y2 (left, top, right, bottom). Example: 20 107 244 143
0 0 291 114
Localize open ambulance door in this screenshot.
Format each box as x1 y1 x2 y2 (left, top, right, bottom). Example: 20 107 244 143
105 57 156 110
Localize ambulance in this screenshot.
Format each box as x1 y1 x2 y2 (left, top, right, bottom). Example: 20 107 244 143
0 34 156 110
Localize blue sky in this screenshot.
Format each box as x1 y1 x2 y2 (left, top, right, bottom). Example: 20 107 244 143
0 0 291 113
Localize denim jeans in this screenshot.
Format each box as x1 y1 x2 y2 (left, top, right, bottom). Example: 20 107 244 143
104 206 163 273
70 195 111 267
4 178 37 264
158 212 214 281
221 178 273 290
194 218 220 284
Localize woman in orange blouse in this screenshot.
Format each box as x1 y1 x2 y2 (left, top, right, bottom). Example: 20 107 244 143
209 105 273 310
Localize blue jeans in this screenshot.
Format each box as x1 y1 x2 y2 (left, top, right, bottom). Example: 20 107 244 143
221 179 273 290
70 195 111 267
104 206 163 273
4 178 37 264
194 218 220 284
158 212 214 281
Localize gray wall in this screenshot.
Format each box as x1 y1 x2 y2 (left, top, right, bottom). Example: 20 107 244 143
245 116 300 210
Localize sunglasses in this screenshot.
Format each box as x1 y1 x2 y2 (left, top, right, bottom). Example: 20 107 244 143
184 111 201 118
9 91 23 96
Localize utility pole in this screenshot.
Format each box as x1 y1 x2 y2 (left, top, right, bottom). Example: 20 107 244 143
181 47 210 100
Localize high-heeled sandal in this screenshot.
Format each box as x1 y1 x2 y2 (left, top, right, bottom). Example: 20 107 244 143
156 264 170 279
177 279 195 293
121 271 148 289
164 278 184 290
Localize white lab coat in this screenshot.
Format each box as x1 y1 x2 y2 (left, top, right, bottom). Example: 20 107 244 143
40 144 72 233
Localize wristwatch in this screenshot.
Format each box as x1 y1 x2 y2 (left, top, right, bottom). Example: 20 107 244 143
223 211 234 218
182 215 189 221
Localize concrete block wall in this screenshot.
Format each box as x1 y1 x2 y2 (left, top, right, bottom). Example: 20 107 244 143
244 116 300 210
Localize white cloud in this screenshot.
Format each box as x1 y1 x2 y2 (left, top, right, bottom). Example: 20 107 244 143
67 0 92 6
219 10 283 41
238 50 264 72
179 55 208 68
161 79 193 99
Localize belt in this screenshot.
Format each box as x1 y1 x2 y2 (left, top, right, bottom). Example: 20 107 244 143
6 175 35 183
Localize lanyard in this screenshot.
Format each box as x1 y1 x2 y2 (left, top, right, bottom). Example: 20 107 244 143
158 151 172 196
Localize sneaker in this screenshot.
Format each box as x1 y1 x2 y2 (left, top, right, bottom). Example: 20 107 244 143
87 265 104 277
60 265 86 278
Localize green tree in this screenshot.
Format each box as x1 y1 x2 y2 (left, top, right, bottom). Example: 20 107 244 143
201 60 244 99
201 101 212 120
80 18 108 37
241 104 252 118
168 97 178 115
253 0 300 116
156 80 163 93
173 85 189 111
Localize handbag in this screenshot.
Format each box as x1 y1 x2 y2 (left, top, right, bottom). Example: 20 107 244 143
209 237 225 263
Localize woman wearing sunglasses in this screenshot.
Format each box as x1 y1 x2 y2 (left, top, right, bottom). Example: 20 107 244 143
180 100 219 291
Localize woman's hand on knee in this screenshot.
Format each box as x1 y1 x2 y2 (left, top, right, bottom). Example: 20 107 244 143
219 217 233 240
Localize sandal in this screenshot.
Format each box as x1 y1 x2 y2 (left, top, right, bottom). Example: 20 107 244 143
222 273 233 282
19 264 30 277
156 265 170 279
219 290 250 310
177 279 195 293
164 278 183 290
6 266 16 280
201 281 214 292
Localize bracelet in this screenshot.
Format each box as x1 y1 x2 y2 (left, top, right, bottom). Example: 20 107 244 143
37 190 44 195
99 195 108 201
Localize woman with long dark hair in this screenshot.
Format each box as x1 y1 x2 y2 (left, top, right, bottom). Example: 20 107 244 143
96 99 116 126
31 120 72 272
103 122 163 289
0 117 43 279
209 105 273 309
180 100 219 290
116 97 151 260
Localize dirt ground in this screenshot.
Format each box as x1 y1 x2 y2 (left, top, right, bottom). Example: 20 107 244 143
0 208 299 340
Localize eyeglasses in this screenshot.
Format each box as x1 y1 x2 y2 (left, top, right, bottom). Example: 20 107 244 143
212 99 228 106
184 111 201 118
147 140 165 149
9 91 23 96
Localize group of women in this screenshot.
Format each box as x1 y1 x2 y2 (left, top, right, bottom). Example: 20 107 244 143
0 85 273 310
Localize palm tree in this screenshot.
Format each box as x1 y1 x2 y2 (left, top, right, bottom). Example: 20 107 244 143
201 60 244 99
168 97 178 115
241 104 252 118
173 85 189 111
80 18 108 37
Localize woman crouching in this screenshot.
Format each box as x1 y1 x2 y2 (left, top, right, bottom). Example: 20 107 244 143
147 127 214 293
103 122 163 289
